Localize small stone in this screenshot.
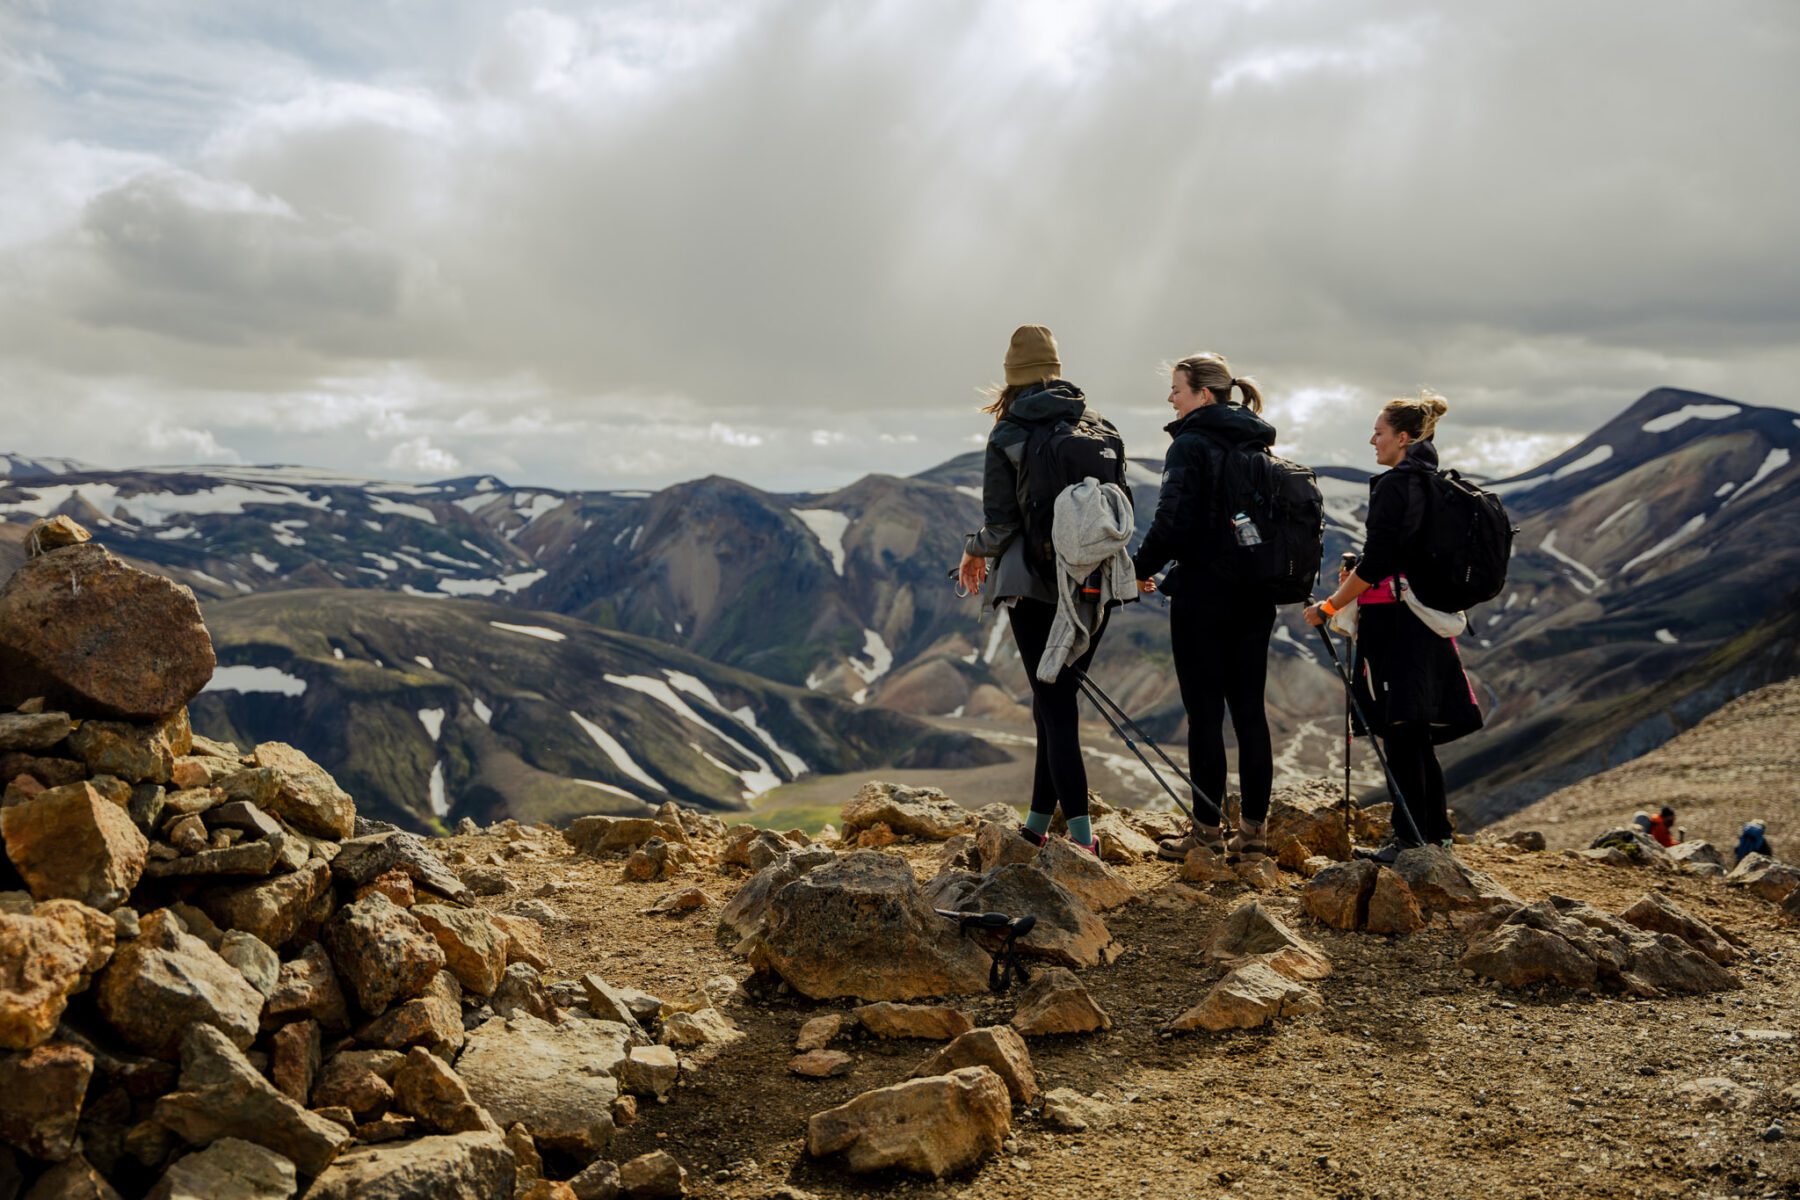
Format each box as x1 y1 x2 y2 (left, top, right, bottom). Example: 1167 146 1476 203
301 1131 515 1200
1009 967 1112 1036
789 1050 855 1079
794 1013 846 1052
309 1049 403 1117
146 1137 297 1200
1 781 149 910
805 1067 1010 1178
355 868 416 908
1167 961 1324 1033
354 969 466 1052
910 1025 1038 1104
853 1002 973 1040
661 1007 743 1054
489 912 551 970
455 1013 630 1161
26 1155 124 1199
96 908 263 1060
569 1158 622 1200
393 1046 499 1134
264 941 350 1033
0 899 114 1050
621 1045 680 1100
618 1149 687 1199
321 893 445 1016
218 929 280 996
269 1019 321 1104
0 711 72 753
1042 1086 1113 1132
612 1094 639 1128
491 963 556 1021
0 1039 93 1160
1364 867 1426 935
411 904 507 997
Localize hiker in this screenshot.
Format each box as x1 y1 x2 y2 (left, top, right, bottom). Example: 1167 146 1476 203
1303 392 1483 859
1133 352 1279 862
1648 805 1680 847
1735 819 1773 864
956 325 1131 855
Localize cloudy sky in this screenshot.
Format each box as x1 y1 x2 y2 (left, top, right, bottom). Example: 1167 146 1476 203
2 0 1796 492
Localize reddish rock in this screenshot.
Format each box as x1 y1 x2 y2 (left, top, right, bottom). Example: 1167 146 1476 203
264 941 350 1033
1300 859 1378 930
853 1002 973 1040
489 913 551 971
96 909 264 1060
310 1049 404 1117
0 1040 94 1160
67 711 191 784
1 781 148 910
393 1047 499 1135
250 742 354 841
0 899 114 1050
322 893 445 1016
270 1018 322 1104
412 904 506 997
1365 867 1426 934
0 543 216 719
193 858 331 949
355 969 465 1052
790 1049 855 1079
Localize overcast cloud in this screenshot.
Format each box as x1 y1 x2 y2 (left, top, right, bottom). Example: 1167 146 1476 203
2 0 1796 491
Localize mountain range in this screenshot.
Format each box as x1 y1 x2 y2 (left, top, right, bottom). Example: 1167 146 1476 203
3 386 1794 832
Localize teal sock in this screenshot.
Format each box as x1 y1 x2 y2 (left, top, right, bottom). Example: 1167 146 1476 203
1067 815 1093 846
1024 810 1053 836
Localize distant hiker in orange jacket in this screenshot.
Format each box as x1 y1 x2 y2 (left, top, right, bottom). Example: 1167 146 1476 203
1647 805 1680 847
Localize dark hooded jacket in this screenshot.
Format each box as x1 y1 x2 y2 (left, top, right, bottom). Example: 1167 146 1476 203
964 381 1101 607
1354 438 1439 586
1132 401 1278 592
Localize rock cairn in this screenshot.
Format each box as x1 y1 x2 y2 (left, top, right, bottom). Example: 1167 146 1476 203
0 524 684 1199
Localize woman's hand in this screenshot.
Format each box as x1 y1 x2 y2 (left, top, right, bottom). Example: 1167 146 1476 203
957 551 988 596
1137 577 1157 594
1302 602 1328 627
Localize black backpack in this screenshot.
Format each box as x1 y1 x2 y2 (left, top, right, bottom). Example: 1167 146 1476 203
1407 469 1515 612
1203 438 1325 605
1009 414 1129 583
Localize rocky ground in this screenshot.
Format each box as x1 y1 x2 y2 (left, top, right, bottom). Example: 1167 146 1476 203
5 514 1799 1200
446 808 1800 1200
1489 677 1800 853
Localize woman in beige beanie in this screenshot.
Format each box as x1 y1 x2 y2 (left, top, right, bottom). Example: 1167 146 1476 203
956 325 1129 854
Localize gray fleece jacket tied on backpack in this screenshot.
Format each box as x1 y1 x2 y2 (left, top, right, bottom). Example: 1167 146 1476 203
1038 477 1136 682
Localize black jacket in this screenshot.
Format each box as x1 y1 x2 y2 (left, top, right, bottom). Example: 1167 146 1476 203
1132 402 1278 587
1354 439 1438 585
964 381 1100 605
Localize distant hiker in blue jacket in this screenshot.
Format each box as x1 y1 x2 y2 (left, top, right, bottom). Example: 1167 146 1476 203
957 325 1128 856
1736 820 1772 864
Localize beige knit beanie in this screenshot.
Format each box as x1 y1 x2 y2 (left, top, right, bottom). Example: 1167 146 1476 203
1004 324 1061 387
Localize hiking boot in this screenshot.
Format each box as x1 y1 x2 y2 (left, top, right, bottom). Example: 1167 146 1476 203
1357 839 1426 865
1070 834 1101 856
1017 825 1047 848
1227 820 1267 862
1157 823 1226 862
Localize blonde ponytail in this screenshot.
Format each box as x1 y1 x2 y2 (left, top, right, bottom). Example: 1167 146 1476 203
1381 390 1449 442
1172 352 1263 415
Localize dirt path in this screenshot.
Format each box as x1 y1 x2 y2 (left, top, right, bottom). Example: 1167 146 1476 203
443 830 1800 1199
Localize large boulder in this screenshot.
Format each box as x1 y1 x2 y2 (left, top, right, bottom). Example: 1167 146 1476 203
1460 897 1739 997
146 1137 296 1200
0 900 114 1050
1167 960 1324 1033
1 782 148 910
563 815 686 857
973 821 1041 873
715 847 835 949
806 1066 1010 1178
296 1131 515 1200
1619 891 1743 965
965 864 1119 968
96 909 264 1060
330 832 472 905
1205 900 1332 981
1030 837 1136 912
321 894 446 1016
748 852 992 1000
1008 966 1111 1036
840 782 977 843
1667 841 1726 869
909 1026 1038 1104
1263 780 1353 868
1391 847 1520 918
1300 859 1377 930
154 1024 352 1176
250 743 354 841
411 905 507 997
0 1040 93 1160
67 711 190 784
193 859 332 949
454 1013 631 1162
1725 854 1800 904
0 543 215 719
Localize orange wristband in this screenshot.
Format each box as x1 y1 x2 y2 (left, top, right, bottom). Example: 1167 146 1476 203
1320 599 1339 617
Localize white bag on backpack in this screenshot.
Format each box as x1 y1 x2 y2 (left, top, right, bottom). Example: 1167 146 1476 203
1398 575 1467 638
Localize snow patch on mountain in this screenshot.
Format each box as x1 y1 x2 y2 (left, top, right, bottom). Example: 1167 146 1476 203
1538 530 1602 593
1493 445 1614 495
1642 404 1740 433
428 762 448 817
1723 448 1790 505
205 665 307 696
435 569 546 597
417 708 445 741
1623 514 1707 573
793 508 851 575
570 710 665 792
1595 499 1640 534
368 495 437 525
1655 629 1679 644
849 628 893 685
0 482 332 524
489 621 565 642
471 697 492 725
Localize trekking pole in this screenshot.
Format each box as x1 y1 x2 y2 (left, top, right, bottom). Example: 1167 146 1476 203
1069 669 1226 828
1313 625 1426 847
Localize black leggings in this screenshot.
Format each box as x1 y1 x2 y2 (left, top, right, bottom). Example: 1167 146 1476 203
1170 589 1275 825
1383 723 1452 844
1007 598 1106 821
